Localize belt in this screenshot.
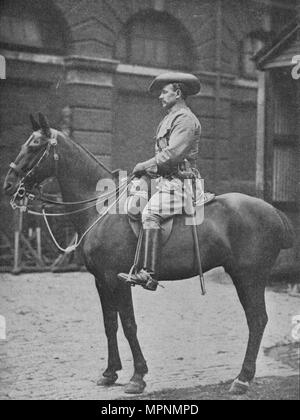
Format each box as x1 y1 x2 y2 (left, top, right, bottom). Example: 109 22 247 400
166 165 200 180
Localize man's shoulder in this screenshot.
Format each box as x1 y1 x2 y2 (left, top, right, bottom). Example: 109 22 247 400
171 107 200 127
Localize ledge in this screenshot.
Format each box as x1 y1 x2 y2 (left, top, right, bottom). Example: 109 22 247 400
64 56 119 73
0 51 120 74
0 49 64 66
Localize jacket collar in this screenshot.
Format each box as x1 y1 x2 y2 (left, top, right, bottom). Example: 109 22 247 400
167 102 189 115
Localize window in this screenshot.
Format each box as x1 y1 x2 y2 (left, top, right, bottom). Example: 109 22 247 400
271 5 295 36
115 11 194 70
0 0 67 54
0 14 43 49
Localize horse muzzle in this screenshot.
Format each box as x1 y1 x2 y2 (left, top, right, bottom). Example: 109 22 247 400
3 171 21 196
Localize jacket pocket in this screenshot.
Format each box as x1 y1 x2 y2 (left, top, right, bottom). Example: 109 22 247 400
156 128 171 151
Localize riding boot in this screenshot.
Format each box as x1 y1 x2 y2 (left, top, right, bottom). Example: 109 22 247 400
118 228 161 291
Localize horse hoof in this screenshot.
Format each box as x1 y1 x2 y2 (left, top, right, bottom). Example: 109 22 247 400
97 373 118 387
229 378 250 395
124 380 146 394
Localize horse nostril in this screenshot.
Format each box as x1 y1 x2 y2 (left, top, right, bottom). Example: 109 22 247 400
4 182 13 193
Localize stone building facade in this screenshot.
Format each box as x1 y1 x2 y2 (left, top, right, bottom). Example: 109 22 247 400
0 0 297 269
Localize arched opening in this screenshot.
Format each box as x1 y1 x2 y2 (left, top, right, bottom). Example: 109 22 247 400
115 10 195 70
0 0 70 55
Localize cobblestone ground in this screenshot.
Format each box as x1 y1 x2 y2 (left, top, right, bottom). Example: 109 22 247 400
0 269 299 400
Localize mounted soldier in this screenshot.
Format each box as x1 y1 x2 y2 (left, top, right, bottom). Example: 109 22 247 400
118 72 203 291
4 107 294 396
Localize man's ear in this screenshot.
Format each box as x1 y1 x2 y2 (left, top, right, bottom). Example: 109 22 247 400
175 88 182 99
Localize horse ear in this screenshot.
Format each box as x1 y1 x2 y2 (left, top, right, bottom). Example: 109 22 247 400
29 114 41 131
38 112 51 136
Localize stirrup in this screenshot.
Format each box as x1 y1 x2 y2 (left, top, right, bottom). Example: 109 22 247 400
118 269 159 291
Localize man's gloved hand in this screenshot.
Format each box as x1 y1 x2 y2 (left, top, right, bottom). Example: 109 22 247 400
132 158 158 177
132 162 146 176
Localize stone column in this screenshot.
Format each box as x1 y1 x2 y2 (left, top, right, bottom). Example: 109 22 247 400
296 0 300 262
297 0 300 24
255 70 266 199
64 56 119 170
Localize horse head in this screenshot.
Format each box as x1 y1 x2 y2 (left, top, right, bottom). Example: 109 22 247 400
3 113 59 197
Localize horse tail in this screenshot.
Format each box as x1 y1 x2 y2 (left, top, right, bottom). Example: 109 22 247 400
275 209 295 249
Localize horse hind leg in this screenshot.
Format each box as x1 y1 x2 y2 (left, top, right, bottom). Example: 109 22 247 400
95 278 122 386
226 267 269 395
115 284 148 394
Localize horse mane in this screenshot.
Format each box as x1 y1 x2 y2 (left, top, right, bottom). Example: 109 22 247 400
61 132 113 176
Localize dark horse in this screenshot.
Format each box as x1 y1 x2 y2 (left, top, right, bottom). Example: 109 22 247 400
3 114 294 395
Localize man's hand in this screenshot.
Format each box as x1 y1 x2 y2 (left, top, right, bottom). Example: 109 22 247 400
132 162 146 176
132 158 157 177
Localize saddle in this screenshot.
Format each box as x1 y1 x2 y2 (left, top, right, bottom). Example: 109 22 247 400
128 192 216 245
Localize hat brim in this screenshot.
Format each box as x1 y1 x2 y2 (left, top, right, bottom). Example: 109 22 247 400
149 72 201 96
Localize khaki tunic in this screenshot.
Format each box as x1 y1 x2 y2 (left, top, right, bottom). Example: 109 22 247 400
155 104 201 175
128 104 203 226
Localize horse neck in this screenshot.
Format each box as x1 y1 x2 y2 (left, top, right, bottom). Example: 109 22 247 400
55 134 111 230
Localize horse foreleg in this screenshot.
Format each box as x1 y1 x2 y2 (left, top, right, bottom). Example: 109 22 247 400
95 279 122 386
116 284 148 394
229 270 268 395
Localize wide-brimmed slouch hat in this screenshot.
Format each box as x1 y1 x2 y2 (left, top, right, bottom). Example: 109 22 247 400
148 72 201 96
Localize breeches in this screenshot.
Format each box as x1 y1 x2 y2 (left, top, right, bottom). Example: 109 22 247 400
126 177 204 228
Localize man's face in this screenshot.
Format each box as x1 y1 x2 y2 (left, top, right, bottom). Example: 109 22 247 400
159 83 179 110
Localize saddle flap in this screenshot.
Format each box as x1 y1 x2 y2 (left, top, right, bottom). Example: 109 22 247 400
128 218 173 246
128 192 215 244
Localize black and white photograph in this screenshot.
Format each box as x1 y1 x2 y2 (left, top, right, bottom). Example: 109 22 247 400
0 0 299 403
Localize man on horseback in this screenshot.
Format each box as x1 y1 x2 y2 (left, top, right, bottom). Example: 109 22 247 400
118 72 202 291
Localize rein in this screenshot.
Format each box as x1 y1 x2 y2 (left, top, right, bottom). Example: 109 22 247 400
9 130 133 254
42 183 130 254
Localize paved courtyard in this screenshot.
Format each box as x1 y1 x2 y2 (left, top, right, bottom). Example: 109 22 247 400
0 269 299 400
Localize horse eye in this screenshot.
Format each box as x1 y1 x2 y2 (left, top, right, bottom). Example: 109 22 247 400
31 139 41 146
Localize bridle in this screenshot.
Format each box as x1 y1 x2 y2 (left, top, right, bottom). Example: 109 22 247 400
9 129 59 208
8 129 133 253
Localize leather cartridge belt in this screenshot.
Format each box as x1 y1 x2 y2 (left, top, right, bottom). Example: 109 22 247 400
162 161 200 180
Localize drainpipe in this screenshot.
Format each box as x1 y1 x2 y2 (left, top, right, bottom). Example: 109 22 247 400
214 0 222 190
296 0 300 261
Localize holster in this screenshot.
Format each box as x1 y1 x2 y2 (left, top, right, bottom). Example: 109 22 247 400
177 159 199 180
